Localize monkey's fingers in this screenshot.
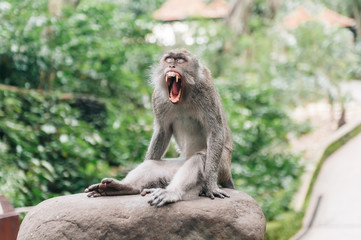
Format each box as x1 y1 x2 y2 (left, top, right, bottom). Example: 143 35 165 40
148 196 160 206
155 195 177 207
213 192 225 199
156 199 169 207
200 190 215 199
140 189 151 196
99 178 115 190
84 183 100 193
201 188 230 199
140 188 158 196
212 189 230 199
147 189 166 205
98 182 108 191
149 197 162 206
150 194 168 207
148 192 163 205
101 178 115 185
208 193 215 200
87 191 102 198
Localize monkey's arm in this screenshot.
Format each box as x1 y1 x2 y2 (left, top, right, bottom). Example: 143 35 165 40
202 129 229 199
145 122 172 160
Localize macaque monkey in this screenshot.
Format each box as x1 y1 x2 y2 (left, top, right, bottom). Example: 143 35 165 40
85 49 234 207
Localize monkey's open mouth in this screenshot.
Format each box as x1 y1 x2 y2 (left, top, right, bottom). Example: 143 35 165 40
166 71 182 104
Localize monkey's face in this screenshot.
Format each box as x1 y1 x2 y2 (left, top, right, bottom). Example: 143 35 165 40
159 49 198 104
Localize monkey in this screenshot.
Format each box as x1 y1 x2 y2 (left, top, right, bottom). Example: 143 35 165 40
85 49 234 207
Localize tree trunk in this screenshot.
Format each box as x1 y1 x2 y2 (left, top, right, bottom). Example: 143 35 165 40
226 0 254 35
48 0 80 17
41 0 80 90
352 1 361 38
268 0 282 19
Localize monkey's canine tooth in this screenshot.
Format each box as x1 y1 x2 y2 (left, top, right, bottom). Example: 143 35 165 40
176 75 178 83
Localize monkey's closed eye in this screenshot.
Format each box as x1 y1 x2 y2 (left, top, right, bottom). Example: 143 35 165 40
176 58 186 64
165 57 174 63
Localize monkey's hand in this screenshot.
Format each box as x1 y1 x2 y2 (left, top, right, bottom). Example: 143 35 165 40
141 188 182 207
200 183 230 199
84 178 139 197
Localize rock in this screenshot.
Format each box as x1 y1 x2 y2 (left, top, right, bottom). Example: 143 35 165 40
18 189 266 240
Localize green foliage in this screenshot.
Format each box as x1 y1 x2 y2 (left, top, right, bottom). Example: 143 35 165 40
0 89 109 206
248 0 278 31
218 82 303 220
185 11 358 222
0 87 156 207
0 0 164 207
0 0 161 101
195 19 358 105
102 99 153 166
265 211 304 240
186 20 309 221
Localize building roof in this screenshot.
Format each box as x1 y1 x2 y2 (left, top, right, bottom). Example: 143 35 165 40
283 6 356 29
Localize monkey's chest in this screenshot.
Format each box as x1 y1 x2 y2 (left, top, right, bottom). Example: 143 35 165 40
172 117 207 157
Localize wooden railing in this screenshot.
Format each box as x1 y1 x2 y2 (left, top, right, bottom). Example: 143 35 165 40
0 195 20 240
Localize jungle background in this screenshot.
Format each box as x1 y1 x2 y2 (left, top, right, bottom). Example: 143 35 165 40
1 0 361 239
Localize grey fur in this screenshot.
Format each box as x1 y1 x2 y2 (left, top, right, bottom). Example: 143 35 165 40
85 49 234 206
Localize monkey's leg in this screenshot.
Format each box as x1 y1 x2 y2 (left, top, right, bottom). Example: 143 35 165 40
218 148 235 189
85 160 181 197
144 152 206 207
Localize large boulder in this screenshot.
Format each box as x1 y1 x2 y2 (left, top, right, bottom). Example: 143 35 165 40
18 189 266 240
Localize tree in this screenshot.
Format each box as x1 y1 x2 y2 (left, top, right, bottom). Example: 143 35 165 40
226 0 254 35
226 0 282 35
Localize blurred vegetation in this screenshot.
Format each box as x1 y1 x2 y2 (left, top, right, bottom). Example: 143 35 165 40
0 0 160 206
0 1 360 239
0 89 109 206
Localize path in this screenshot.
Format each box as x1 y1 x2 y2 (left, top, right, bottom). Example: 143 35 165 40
290 80 361 211
299 132 361 239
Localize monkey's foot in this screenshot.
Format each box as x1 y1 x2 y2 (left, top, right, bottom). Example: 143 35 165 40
84 178 139 197
141 188 182 207
200 187 230 200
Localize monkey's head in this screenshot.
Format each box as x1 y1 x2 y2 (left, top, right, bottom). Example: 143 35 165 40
153 49 202 104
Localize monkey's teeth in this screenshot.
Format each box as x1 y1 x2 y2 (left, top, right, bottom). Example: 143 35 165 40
166 71 180 77
176 75 178 83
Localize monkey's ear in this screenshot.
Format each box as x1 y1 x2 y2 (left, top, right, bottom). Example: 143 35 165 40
202 65 212 80
185 64 208 85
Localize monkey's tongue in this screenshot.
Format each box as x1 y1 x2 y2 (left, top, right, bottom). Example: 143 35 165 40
170 81 182 103
172 81 180 96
